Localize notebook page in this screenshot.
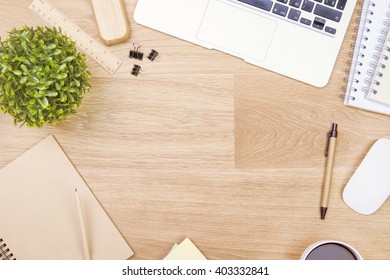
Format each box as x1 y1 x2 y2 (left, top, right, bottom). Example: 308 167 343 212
344 0 390 115
367 15 390 106
164 238 206 260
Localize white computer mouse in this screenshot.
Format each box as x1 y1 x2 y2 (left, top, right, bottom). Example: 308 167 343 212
343 139 390 215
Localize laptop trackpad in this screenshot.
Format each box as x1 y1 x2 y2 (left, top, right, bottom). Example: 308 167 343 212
197 0 277 62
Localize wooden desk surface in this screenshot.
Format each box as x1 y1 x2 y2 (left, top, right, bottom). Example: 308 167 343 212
1 0 389 260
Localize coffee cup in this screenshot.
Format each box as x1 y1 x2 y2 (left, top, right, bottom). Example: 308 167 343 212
301 240 363 260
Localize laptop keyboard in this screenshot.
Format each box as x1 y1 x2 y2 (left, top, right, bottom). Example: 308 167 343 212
236 0 348 35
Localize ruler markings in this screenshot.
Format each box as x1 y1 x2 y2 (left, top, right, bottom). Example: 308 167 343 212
29 0 122 74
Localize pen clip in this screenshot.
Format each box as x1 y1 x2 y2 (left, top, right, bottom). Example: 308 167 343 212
325 131 331 157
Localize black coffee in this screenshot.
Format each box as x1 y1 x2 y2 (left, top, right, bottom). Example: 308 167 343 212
306 243 357 260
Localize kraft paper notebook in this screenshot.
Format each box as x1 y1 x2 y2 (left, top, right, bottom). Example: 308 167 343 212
0 135 133 260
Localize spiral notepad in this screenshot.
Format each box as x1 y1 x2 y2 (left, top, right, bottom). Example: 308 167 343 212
0 238 15 260
367 14 390 106
344 0 390 115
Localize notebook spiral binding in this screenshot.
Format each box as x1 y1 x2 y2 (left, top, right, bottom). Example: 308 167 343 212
0 238 16 260
367 9 390 94
342 0 376 100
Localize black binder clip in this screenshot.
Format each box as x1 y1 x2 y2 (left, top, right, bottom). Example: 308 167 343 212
131 64 141 76
129 43 144 60
147 49 159 61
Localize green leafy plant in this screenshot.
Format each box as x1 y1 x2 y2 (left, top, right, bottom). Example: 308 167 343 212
0 25 91 127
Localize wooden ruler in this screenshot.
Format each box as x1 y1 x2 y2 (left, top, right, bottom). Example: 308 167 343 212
29 0 122 74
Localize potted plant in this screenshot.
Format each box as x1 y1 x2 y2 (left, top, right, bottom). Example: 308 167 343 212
0 25 91 128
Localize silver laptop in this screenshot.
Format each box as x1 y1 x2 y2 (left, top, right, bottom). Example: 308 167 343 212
134 0 356 87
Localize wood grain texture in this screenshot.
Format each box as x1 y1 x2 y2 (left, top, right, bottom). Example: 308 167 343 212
90 0 130 45
0 0 389 260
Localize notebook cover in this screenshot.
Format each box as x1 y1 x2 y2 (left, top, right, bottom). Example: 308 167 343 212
344 0 390 115
367 30 390 106
0 135 133 259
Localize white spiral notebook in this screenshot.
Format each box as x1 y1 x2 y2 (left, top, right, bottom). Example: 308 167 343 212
366 19 390 106
344 0 390 115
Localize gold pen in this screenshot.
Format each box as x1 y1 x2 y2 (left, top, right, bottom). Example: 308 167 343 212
321 123 338 220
